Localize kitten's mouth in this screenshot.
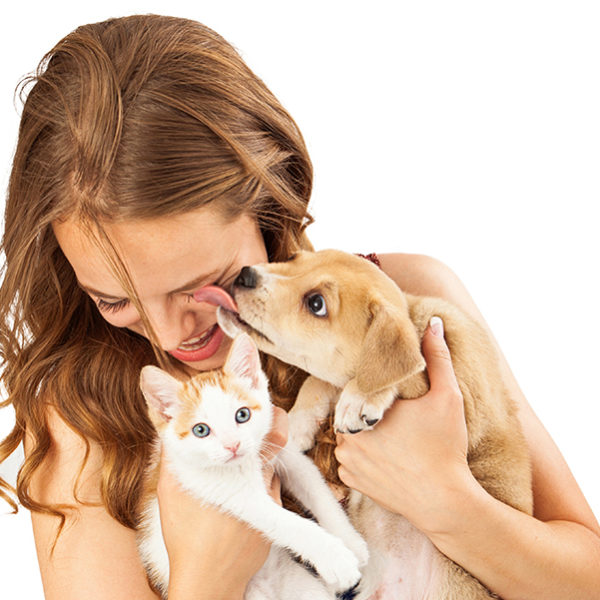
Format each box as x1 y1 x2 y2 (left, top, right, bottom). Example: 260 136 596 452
226 451 244 462
217 307 273 346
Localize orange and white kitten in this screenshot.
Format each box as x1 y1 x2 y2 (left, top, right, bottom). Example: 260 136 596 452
137 333 368 599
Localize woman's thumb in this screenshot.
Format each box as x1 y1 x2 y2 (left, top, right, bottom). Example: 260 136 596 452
422 316 460 394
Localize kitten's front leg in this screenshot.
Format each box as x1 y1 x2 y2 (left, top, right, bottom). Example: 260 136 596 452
288 376 339 451
334 378 396 434
236 494 361 594
278 446 369 567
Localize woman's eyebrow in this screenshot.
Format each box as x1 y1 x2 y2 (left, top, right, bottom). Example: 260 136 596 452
167 269 222 294
76 269 223 300
77 282 125 300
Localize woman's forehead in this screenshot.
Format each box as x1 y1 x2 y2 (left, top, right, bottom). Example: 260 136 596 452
52 209 264 298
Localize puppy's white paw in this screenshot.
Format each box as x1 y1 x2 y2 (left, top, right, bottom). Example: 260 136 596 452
334 392 384 434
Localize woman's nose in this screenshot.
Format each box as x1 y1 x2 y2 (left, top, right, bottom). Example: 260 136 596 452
147 314 185 352
143 286 236 351
144 301 199 351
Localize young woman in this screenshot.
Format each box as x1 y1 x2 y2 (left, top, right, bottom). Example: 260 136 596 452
0 14 598 600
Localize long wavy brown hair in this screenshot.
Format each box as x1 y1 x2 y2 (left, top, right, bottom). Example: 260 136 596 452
0 15 339 534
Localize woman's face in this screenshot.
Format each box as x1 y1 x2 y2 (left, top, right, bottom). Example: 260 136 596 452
52 207 268 371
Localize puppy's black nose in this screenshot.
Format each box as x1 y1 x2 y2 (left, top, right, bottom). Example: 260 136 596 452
235 266 258 289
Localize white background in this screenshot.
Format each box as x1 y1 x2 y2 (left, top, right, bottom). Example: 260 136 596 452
1 1 598 597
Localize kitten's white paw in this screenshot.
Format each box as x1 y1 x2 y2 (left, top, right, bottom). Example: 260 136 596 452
311 538 362 593
334 393 383 434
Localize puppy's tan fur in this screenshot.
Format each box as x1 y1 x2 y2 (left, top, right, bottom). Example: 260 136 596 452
219 249 532 599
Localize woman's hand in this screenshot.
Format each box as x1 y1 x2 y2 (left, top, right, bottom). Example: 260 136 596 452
158 406 288 600
334 317 476 535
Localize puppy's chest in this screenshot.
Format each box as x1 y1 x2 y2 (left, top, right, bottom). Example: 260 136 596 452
348 494 443 600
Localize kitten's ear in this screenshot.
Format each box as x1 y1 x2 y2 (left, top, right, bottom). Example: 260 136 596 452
224 334 265 390
140 366 182 424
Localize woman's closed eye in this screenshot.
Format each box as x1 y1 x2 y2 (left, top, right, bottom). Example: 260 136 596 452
96 292 194 313
96 297 130 313
94 286 218 314
93 272 235 314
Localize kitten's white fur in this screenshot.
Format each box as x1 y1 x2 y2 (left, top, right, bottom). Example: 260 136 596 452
137 334 368 599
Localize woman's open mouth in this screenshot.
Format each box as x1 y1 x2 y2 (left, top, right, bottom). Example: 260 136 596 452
168 323 225 363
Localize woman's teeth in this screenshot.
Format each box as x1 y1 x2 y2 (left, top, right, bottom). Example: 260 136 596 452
177 325 217 351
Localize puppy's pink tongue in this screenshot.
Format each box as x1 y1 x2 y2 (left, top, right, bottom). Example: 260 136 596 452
193 285 238 312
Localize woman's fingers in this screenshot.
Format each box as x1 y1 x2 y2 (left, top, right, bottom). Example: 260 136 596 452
331 315 472 519
266 472 283 505
264 405 289 455
261 406 287 505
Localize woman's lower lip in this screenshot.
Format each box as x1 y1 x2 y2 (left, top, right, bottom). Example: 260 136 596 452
168 325 225 363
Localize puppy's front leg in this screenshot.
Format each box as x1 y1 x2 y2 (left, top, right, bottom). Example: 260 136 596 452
335 378 396 434
288 376 340 451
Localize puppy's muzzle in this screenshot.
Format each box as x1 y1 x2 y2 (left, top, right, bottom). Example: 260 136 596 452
235 266 259 289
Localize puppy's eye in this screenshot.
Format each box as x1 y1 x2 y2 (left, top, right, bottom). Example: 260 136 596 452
192 423 211 438
306 293 327 317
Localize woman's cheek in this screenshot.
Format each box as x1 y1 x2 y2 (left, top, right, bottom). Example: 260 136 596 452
95 304 143 331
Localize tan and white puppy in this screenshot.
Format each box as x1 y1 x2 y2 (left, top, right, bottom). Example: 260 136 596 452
218 249 533 600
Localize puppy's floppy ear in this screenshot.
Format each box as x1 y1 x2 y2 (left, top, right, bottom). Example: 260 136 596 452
356 299 426 394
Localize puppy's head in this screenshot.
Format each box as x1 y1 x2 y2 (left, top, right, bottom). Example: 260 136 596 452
218 250 425 393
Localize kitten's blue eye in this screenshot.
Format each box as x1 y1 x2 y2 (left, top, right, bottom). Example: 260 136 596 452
235 407 251 423
192 423 211 438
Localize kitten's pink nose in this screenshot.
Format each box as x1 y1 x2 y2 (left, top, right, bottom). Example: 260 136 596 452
226 442 240 456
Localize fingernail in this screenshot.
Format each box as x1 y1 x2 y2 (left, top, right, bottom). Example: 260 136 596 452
430 316 444 337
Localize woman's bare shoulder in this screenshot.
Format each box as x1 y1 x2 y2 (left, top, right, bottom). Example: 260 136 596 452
378 252 600 535
26 405 157 600
377 253 479 312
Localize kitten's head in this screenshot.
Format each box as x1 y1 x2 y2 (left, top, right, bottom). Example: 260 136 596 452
140 334 272 467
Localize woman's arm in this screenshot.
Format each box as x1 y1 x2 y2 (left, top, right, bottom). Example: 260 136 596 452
27 405 287 600
378 252 600 532
27 407 159 600
334 252 600 600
